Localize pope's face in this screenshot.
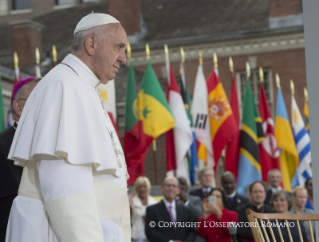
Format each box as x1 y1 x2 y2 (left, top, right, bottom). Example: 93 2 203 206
94 24 127 84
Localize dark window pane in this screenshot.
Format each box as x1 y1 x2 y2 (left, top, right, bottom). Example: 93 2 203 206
56 0 75 5
12 0 31 10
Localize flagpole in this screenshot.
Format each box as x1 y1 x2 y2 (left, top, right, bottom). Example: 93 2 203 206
146 43 158 184
290 80 295 95
52 45 57 67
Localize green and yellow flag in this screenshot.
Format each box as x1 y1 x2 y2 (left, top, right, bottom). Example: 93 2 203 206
138 61 175 138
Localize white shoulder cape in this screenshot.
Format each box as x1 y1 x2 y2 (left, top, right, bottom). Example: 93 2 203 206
8 54 127 179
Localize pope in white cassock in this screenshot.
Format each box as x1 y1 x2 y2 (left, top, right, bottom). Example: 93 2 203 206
5 13 130 242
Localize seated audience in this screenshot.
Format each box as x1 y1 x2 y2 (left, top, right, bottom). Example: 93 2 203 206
269 190 308 242
145 177 196 242
221 171 249 211
289 186 315 241
131 176 157 242
305 178 314 210
237 181 273 242
177 177 203 222
197 188 238 242
190 168 214 201
265 169 284 205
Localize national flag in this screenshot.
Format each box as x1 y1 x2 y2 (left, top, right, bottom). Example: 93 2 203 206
237 80 265 195
124 62 153 185
0 74 5 132
291 95 312 188
192 65 214 169
138 61 175 138
207 68 237 170
180 62 198 184
165 61 192 181
97 80 120 140
258 83 280 181
304 99 309 133
35 65 41 77
225 72 240 178
275 87 299 192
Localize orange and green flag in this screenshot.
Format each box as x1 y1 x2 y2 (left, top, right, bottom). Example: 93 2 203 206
207 69 237 170
138 61 175 138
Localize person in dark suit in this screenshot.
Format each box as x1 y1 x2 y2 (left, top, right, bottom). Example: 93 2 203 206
221 171 249 211
177 177 203 222
145 176 196 242
0 77 40 242
189 167 213 200
265 169 284 205
197 188 238 242
237 181 273 242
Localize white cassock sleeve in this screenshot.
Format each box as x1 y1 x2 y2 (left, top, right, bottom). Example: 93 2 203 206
38 159 104 242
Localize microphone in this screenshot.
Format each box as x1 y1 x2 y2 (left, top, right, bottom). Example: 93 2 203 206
228 222 237 242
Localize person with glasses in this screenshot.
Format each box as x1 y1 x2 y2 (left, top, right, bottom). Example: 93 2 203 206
145 177 196 242
189 167 214 201
0 76 40 242
197 188 238 242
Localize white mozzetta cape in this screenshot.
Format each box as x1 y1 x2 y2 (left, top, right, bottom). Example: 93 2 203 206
9 54 128 179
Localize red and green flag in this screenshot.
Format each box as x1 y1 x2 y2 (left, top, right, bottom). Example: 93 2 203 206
124 62 153 185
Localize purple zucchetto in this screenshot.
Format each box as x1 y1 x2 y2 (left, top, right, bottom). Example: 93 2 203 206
11 76 37 104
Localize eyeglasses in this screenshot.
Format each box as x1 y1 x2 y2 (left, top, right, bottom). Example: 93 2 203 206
18 98 27 101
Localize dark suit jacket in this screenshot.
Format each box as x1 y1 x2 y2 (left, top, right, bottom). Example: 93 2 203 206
0 124 22 240
236 203 273 242
189 187 212 201
225 193 249 211
145 200 197 242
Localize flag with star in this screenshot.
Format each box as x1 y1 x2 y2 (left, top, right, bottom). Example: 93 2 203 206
138 61 175 139
124 62 153 185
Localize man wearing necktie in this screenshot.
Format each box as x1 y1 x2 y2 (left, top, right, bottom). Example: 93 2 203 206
189 168 214 200
145 177 196 242
221 172 249 211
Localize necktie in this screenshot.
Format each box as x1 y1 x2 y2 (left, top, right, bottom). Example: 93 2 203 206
168 205 176 230
229 196 235 202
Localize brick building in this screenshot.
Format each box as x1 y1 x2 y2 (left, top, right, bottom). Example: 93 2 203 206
0 0 307 186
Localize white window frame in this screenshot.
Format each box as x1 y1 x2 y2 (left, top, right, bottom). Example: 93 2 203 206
236 68 274 119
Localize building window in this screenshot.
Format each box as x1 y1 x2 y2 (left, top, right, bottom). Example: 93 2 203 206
0 0 7 13
55 0 75 5
236 68 274 117
82 0 99 2
12 0 31 10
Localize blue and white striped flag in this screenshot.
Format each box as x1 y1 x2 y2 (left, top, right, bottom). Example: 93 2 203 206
291 95 312 188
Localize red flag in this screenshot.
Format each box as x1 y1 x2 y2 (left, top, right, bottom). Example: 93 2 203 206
225 73 240 178
258 83 280 181
207 69 237 171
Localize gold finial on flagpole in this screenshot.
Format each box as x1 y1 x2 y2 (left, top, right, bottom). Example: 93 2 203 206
146 43 150 60
127 42 131 59
229 57 233 73
276 73 280 87
52 45 57 63
304 87 308 102
35 48 40 65
164 44 169 61
246 62 250 77
199 51 203 66
290 80 295 95
213 52 218 68
13 52 18 69
259 67 264 82
180 47 185 63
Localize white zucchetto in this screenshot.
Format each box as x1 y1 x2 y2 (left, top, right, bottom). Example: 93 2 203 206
74 13 120 35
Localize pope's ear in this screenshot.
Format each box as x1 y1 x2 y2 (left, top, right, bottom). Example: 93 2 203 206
12 100 22 116
84 35 96 56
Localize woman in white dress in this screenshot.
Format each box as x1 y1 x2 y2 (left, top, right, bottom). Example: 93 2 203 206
131 177 157 242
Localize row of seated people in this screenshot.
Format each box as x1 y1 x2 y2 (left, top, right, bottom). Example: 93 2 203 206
130 168 314 242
